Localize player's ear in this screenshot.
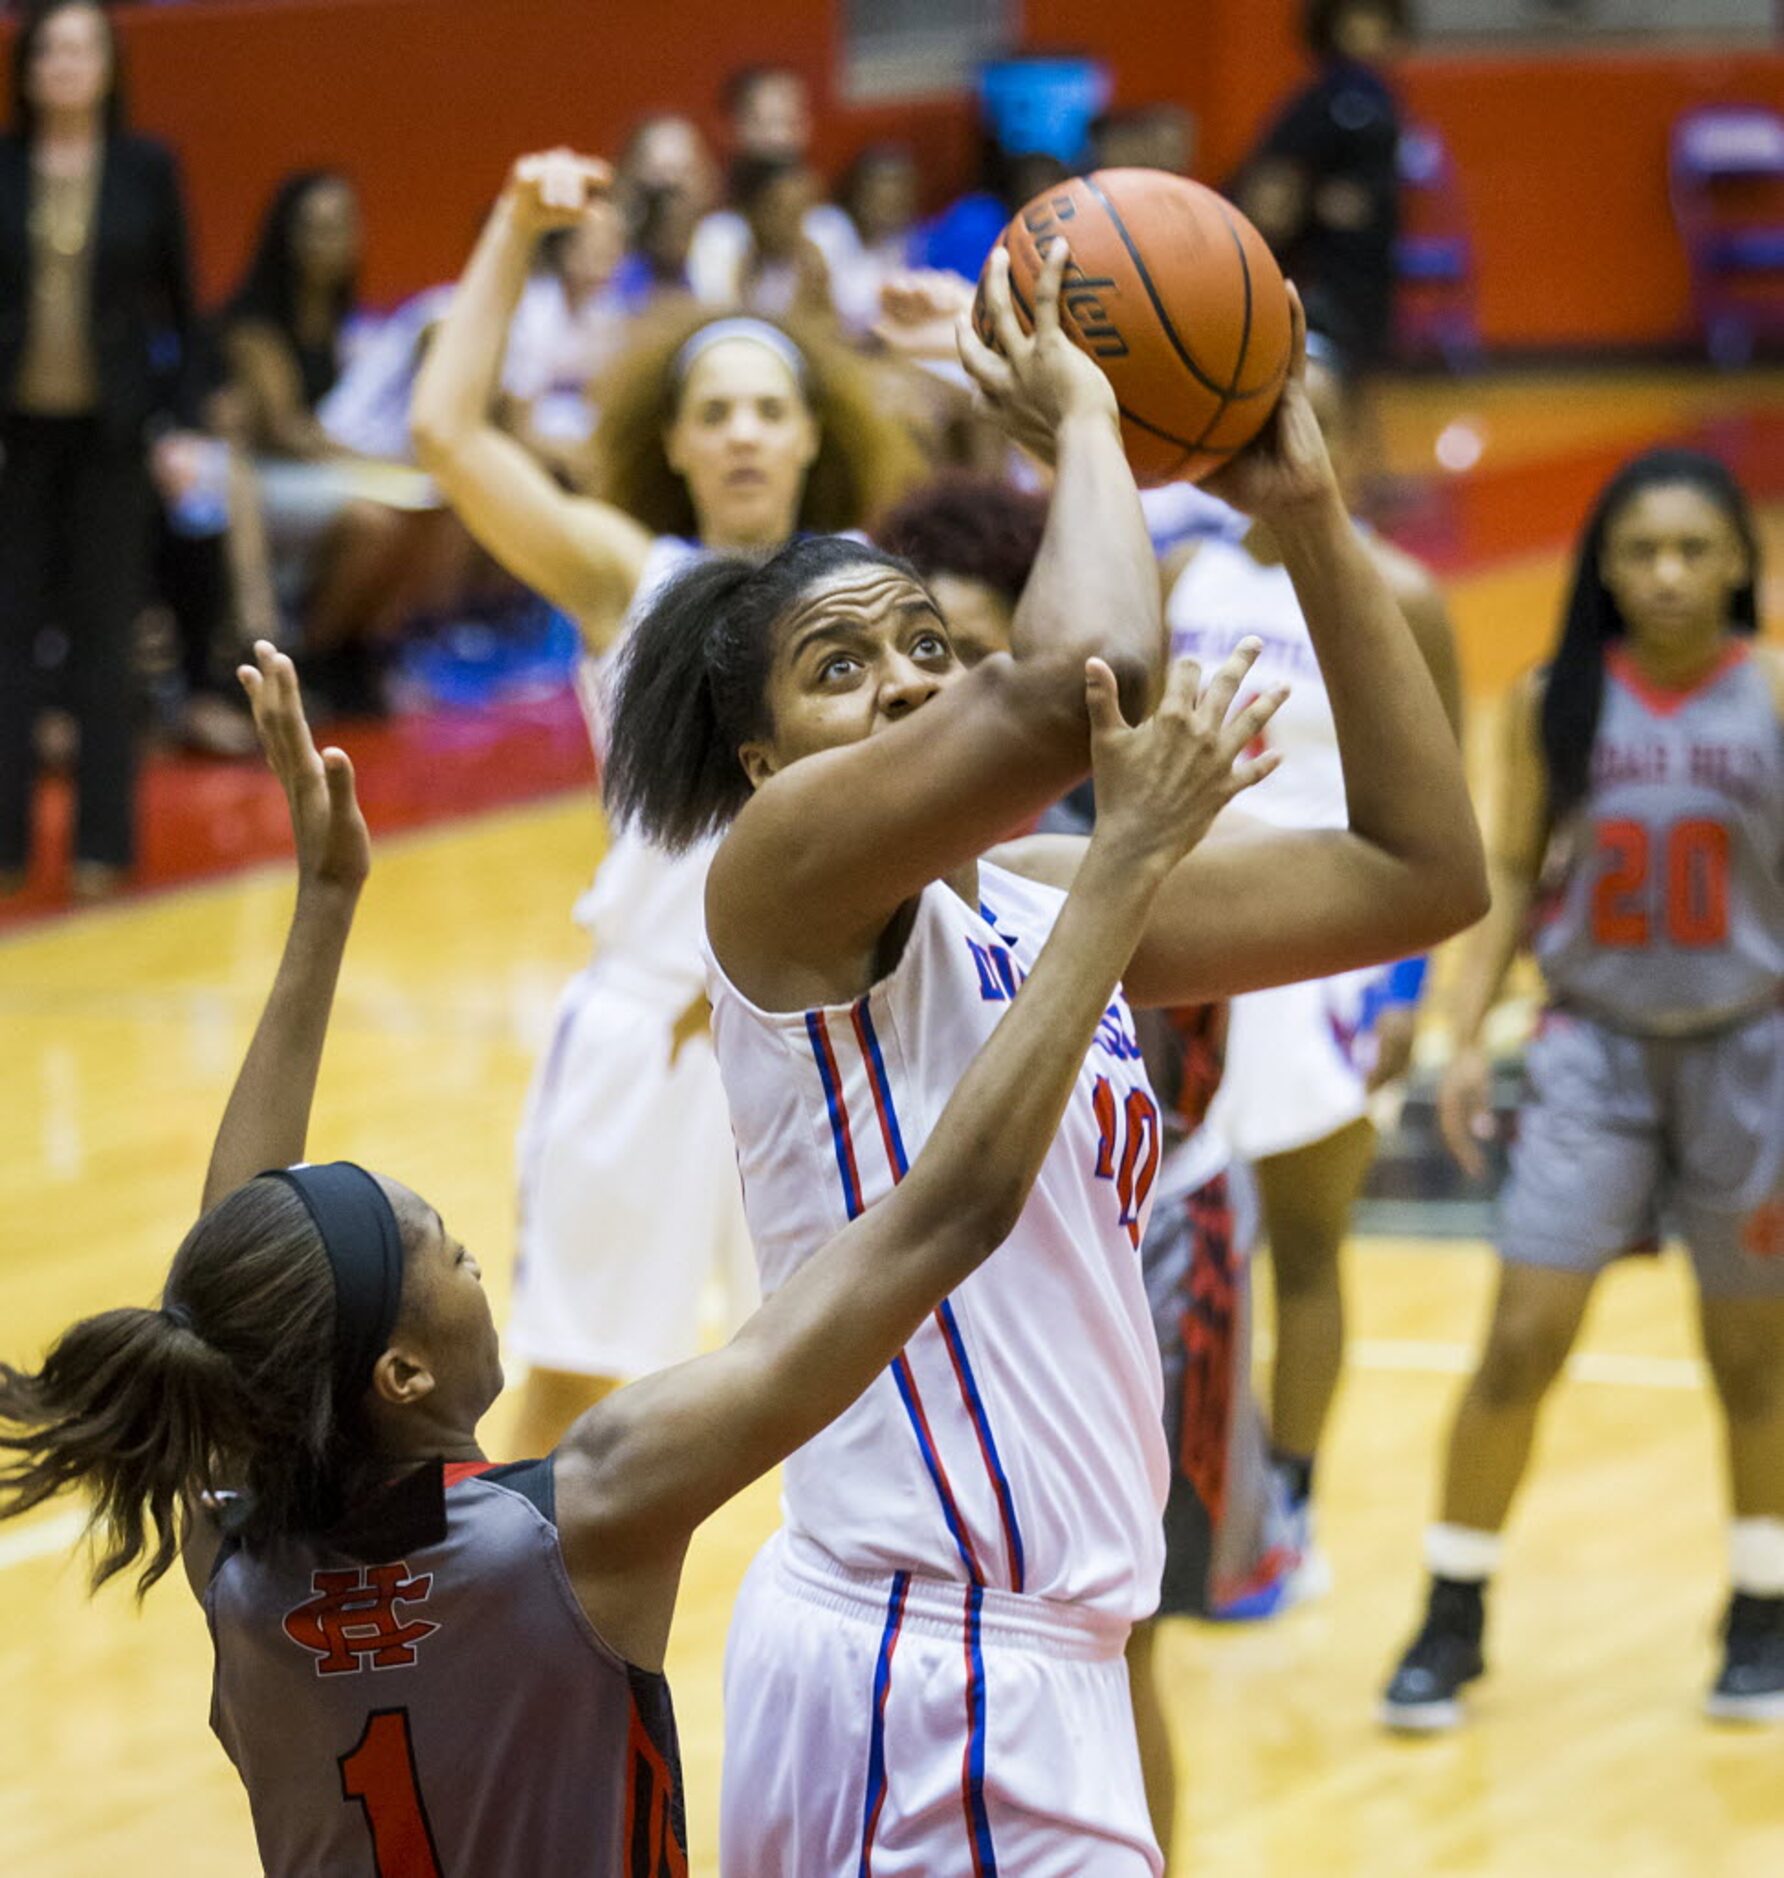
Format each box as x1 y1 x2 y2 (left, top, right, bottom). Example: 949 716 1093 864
371 1342 436 1409
738 738 780 791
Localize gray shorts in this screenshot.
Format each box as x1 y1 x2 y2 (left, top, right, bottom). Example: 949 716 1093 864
1499 1004 1784 1298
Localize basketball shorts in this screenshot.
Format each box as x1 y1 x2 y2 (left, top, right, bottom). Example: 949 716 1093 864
721 1531 1161 1878
1211 966 1384 1162
1499 1004 1784 1298
506 961 757 1379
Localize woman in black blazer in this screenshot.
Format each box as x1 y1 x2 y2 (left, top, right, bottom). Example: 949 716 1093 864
0 0 197 897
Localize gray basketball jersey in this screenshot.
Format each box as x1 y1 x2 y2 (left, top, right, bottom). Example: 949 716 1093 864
205 1458 687 1877
1534 644 1783 1035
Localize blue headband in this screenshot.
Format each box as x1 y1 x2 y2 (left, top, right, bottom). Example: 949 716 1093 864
263 1163 405 1406
672 316 807 391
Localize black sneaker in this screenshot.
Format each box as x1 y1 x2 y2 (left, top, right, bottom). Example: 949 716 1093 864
1706 1592 1784 1723
1379 1578 1486 1733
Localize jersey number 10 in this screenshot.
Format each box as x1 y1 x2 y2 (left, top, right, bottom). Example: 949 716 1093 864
1092 1077 1162 1248
1591 817 1731 948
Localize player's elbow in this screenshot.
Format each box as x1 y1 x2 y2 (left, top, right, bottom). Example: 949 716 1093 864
1407 827 1491 946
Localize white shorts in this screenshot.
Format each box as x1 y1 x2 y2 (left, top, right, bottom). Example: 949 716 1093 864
721 1531 1160 1878
1211 967 1382 1162
507 961 756 1380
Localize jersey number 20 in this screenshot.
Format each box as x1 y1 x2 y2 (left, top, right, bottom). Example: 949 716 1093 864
1591 817 1731 948
1092 1077 1162 1248
339 1709 442 1877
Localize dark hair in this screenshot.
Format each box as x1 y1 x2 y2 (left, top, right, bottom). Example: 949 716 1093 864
604 536 919 851
10 0 125 141
722 62 801 121
223 169 359 347
1304 0 1410 59
1540 448 1760 820
838 142 915 234
0 1176 407 1595
874 473 1049 608
730 152 804 216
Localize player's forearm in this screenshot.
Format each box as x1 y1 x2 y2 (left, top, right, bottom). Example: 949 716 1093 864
1276 493 1486 930
1011 411 1164 721
202 884 358 1210
411 196 532 468
1448 860 1534 1050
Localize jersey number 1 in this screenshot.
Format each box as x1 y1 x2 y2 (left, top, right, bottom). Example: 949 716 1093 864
339 1709 443 1877
1093 1077 1162 1248
1591 817 1731 948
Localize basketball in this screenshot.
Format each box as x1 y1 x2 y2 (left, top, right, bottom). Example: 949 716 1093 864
974 168 1293 487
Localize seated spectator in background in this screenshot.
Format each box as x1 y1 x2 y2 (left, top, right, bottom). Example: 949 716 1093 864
834 142 919 321
219 170 443 714
0 0 202 897
1235 0 1407 372
607 113 715 313
689 64 862 320
501 196 629 474
1092 103 1196 176
690 153 851 327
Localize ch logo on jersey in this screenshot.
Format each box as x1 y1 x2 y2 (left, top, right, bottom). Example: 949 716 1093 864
283 1563 438 1676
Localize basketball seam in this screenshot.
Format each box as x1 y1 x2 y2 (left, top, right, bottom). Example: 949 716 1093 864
1215 200 1256 397
1081 175 1230 400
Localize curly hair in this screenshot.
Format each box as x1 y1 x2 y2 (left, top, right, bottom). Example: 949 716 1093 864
873 472 1050 607
586 303 926 541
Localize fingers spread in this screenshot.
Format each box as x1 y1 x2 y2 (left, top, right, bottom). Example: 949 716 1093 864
1220 684 1287 760
1196 636 1263 729
956 313 1015 400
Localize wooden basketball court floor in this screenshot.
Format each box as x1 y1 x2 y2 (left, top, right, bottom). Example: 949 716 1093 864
3 371 1784 1876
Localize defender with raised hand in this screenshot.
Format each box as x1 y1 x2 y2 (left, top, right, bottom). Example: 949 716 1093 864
0 633 1265 1877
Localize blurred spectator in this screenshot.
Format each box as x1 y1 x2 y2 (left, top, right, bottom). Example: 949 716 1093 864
608 114 715 312
502 198 629 471
689 153 848 326
0 0 200 897
218 170 441 713
1092 104 1196 177
833 142 919 320
689 65 863 323
1235 0 1408 372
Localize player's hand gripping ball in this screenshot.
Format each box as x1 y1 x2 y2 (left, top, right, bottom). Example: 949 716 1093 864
974 169 1293 486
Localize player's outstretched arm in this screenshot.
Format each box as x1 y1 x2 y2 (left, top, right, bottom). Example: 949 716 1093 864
201 645 370 1211
411 150 653 649
554 650 1282 1666
997 291 1488 1007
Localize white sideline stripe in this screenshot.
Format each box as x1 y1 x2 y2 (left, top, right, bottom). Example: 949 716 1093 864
1349 1338 1705 1392
0 1508 84 1573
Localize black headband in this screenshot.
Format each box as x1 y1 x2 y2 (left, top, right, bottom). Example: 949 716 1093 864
263 1163 405 1405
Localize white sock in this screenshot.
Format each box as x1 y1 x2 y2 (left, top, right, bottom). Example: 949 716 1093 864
1425 1523 1503 1584
1729 1518 1784 1597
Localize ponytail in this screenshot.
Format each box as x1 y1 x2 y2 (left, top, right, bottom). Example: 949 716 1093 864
1541 448 1760 822
0 1179 351 1595
604 534 918 851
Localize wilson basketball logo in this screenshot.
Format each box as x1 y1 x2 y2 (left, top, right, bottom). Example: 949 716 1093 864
283 1564 439 1676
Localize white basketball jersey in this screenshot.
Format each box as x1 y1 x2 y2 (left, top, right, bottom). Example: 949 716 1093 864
708 861 1170 1622
572 536 716 1004
1166 536 1347 832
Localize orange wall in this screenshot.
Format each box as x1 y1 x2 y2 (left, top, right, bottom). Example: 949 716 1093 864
4 0 1781 349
